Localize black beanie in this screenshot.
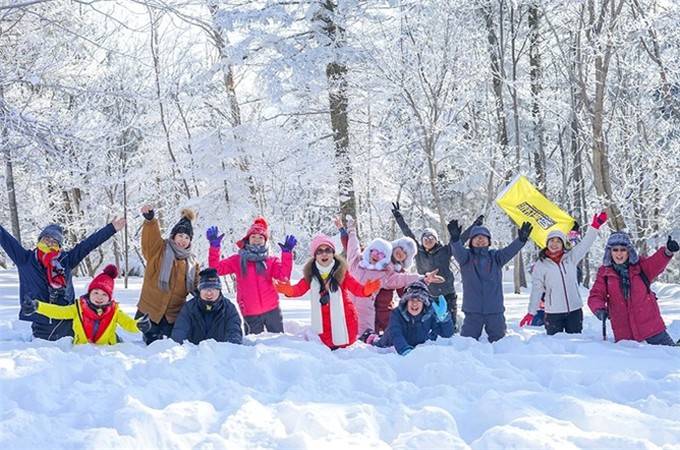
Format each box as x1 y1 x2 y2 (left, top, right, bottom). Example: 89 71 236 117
198 268 221 291
171 208 195 240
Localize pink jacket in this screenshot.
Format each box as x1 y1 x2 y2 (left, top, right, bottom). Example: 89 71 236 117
209 247 293 317
588 247 672 342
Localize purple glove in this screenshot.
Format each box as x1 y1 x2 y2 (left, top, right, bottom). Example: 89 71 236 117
206 226 224 248
278 235 297 253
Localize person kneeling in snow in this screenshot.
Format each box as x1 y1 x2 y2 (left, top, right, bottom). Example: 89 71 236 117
171 268 243 345
363 280 453 355
275 234 381 350
20 265 151 345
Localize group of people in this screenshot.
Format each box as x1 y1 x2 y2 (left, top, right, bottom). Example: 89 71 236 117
1 200 678 354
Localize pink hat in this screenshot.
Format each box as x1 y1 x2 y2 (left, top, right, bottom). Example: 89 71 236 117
310 234 335 256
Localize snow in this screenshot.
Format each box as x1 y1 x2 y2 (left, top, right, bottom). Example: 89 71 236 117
1 268 680 450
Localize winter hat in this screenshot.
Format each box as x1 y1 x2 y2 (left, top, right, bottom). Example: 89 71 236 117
468 225 491 241
197 268 222 291
421 228 439 242
310 234 335 256
38 224 64 247
603 231 639 266
88 264 118 299
170 209 196 240
391 236 418 271
546 230 569 249
240 216 270 246
360 238 393 270
400 279 431 307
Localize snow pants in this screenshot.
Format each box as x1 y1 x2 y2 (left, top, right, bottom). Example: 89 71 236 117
243 307 284 335
460 312 506 343
544 308 583 335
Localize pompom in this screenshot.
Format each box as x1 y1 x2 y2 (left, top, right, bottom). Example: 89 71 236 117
180 208 196 222
102 264 119 279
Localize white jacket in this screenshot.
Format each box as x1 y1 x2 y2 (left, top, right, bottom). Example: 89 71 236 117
528 226 599 314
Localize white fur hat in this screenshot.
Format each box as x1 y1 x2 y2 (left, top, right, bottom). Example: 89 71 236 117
391 236 418 271
361 238 393 270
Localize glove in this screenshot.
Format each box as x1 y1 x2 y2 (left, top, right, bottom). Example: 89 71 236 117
571 221 580 232
594 309 608 321
519 313 534 327
666 235 679 253
447 219 462 242
432 295 450 322
21 295 38 315
591 211 608 230
391 202 403 219
278 235 297 253
363 279 381 296
206 226 225 248
400 346 413 356
345 214 356 231
274 281 295 297
136 314 152 334
472 215 484 227
461 215 485 242
142 209 155 221
518 222 533 243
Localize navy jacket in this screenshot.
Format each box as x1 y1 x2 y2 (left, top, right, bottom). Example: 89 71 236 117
0 223 117 340
378 303 454 354
451 238 525 314
171 294 243 345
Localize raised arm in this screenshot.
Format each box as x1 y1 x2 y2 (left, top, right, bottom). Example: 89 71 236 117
391 202 418 242
208 248 239 276
0 224 31 265
63 223 118 269
141 217 164 261
346 219 362 265
495 238 526 267
639 247 673 282
270 251 293 282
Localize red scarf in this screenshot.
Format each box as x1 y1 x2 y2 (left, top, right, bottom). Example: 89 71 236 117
546 249 564 265
79 297 116 343
37 248 66 289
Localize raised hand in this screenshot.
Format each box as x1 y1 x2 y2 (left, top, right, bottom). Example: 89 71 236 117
206 226 225 248
111 217 126 232
333 216 344 230
519 313 534 327
472 215 485 227
278 235 298 253
345 214 356 231
518 222 533 243
666 235 679 253
591 211 608 230
391 202 402 219
140 205 155 221
432 295 449 322
447 219 462 242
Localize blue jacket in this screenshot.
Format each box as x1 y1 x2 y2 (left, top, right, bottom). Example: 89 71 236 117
378 303 454 355
0 223 117 340
171 294 243 345
451 238 526 314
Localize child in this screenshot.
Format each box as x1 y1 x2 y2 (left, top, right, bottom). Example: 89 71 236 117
171 268 243 345
275 234 381 349
136 206 200 344
341 215 443 336
0 218 124 340
449 219 533 343
20 265 151 345
207 217 296 334
364 280 453 355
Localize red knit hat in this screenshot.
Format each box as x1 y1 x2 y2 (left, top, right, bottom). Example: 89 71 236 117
87 264 118 300
239 217 270 248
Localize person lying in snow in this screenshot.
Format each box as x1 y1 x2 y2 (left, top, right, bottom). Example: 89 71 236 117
0 218 124 341
207 217 295 335
171 268 243 345
362 280 453 355
588 232 679 346
274 234 381 350
20 265 151 345
449 219 533 343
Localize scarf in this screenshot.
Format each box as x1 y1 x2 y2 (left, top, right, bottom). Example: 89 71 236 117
546 249 564 265
309 274 349 346
79 296 116 343
612 262 631 300
158 239 197 293
239 244 269 276
37 242 66 289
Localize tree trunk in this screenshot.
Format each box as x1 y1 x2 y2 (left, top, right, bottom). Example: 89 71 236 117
528 3 547 193
0 86 21 245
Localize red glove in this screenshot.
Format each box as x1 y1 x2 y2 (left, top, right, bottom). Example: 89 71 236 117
363 279 381 296
274 281 295 297
591 211 608 230
519 313 534 327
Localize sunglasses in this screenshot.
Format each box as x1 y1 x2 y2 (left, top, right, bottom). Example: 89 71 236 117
611 247 628 253
422 235 436 241
315 247 334 255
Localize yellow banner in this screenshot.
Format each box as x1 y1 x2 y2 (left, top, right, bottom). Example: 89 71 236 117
495 175 575 248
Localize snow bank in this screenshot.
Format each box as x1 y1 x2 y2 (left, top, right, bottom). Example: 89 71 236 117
1 269 680 449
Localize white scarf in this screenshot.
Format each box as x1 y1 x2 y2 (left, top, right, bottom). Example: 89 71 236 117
310 262 349 346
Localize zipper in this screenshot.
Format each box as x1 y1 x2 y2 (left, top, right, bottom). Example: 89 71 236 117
556 260 570 312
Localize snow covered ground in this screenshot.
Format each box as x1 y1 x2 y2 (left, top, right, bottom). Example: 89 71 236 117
1 267 680 450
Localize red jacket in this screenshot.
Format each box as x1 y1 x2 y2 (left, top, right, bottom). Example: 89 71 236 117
588 248 672 342
286 272 364 349
209 247 293 317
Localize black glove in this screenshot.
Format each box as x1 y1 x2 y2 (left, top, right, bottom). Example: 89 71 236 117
136 313 153 333
666 235 679 253
472 215 484 227
571 221 580 232
142 209 155 221
447 219 462 242
391 202 402 219
594 309 608 321
21 295 38 315
518 222 533 243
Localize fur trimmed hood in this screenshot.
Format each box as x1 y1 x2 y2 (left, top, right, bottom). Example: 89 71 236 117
360 238 393 270
303 255 348 285
391 236 418 272
603 231 639 266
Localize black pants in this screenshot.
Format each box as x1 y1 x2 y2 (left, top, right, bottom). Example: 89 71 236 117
444 293 458 331
135 311 174 345
243 307 284 335
544 308 583 335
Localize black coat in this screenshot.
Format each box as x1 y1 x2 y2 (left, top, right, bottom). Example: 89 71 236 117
171 294 243 345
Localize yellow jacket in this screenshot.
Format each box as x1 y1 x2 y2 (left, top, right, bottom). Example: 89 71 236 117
36 300 139 345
